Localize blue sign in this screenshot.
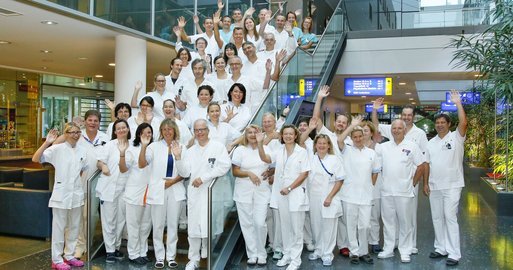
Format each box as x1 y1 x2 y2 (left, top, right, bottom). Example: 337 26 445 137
344 77 392 96
440 102 458 112
445 91 481 104
365 104 385 113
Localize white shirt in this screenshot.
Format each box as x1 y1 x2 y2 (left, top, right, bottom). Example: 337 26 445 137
426 131 465 190
41 142 88 209
124 144 150 205
376 139 426 197
181 140 231 238
189 32 221 58
78 130 109 193
269 144 311 211
141 91 175 119
165 74 186 98
318 125 352 157
127 115 163 141
273 29 298 55
308 153 344 218
227 74 264 113
175 118 193 145
339 145 381 205
144 140 188 205
95 139 129 202
178 62 194 82
207 121 241 148
241 58 267 83
232 145 272 204
182 103 208 129
180 78 214 109
206 73 231 103
220 102 252 132
256 24 276 34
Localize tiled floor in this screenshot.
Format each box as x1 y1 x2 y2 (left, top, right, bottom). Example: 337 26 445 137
1 168 512 270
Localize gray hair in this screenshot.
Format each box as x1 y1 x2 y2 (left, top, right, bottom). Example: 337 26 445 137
191 58 207 75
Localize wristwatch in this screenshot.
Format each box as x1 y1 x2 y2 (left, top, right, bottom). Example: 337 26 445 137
287 187 292 192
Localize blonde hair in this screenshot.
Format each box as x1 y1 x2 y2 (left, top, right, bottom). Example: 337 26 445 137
158 119 180 141
350 126 364 137
241 124 261 146
64 122 81 133
313 134 335 155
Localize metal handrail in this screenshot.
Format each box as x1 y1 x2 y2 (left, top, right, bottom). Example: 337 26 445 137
86 169 102 262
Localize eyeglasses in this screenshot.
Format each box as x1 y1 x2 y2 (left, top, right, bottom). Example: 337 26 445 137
66 131 82 135
194 128 208 133
229 63 241 66
156 80 166 83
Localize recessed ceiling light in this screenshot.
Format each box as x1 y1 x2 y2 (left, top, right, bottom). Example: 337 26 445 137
0 40 11 45
78 57 88 60
41 20 58 25
474 74 483 77
411 102 416 104
405 92 412 95
409 98 414 101
95 75 103 78
78 83 86 86
40 50 52 53
399 82 406 85
42 66 48 70
361 96 366 98
96 92 103 95
108 63 116 67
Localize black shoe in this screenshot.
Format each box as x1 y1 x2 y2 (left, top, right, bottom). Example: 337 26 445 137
370 245 382 254
106 253 116 263
141 256 150 262
429 251 447 259
446 258 459 266
114 250 124 259
359 255 374 264
129 257 146 265
350 255 360 264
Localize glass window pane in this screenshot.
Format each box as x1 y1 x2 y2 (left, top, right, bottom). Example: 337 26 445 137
95 0 151 34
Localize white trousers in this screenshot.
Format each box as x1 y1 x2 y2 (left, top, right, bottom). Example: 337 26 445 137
381 196 413 256
266 206 274 249
179 179 188 226
271 208 283 252
412 185 419 250
303 212 313 245
188 237 208 262
151 189 183 261
52 207 82 263
430 188 462 260
336 213 348 249
369 198 381 245
100 193 126 253
343 202 372 256
277 195 305 268
126 203 152 259
309 195 337 261
236 202 268 260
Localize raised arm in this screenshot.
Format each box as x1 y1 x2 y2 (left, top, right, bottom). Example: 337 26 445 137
272 49 286 81
177 16 192 43
32 129 58 163
213 10 224 49
336 115 363 151
371 97 384 131
263 59 272 90
299 117 318 147
313 85 330 121
450 90 468 137
117 140 129 173
137 135 151 168
193 14 204 34
131 81 143 109
256 131 272 163
104 99 116 122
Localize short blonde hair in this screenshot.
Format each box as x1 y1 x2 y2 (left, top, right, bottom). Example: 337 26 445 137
159 119 180 141
241 125 261 146
313 134 335 155
64 122 81 133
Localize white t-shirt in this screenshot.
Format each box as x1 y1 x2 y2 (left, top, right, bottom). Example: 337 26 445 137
95 139 129 201
376 139 425 197
379 124 428 153
426 131 465 190
232 144 272 204
207 121 241 148
206 73 231 103
220 102 252 132
189 32 221 58
124 145 150 205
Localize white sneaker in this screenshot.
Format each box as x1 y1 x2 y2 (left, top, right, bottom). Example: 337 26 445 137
377 251 394 259
276 257 291 267
257 257 267 266
179 223 187 230
273 251 283 260
308 253 320 261
201 246 207 259
306 243 315 252
185 261 198 270
322 258 333 266
401 254 411 263
411 248 419 255
247 257 257 265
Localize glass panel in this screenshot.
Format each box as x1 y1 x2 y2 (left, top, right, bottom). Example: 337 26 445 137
155 0 195 42
86 170 103 261
46 0 90 13
94 0 152 34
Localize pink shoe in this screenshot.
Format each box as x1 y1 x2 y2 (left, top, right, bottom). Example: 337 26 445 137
52 262 71 270
64 258 85 267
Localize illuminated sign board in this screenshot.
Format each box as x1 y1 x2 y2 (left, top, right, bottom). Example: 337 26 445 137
299 78 317 97
365 103 388 113
344 77 392 96
440 102 457 112
445 91 480 104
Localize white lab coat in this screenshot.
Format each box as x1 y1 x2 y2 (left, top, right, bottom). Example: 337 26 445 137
181 139 231 238
220 102 252 132
95 139 129 202
127 115 163 141
206 73 231 103
182 103 208 130
208 121 241 148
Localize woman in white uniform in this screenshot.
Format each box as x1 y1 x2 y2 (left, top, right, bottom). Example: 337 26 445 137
175 37 212 74
221 83 252 131
305 133 345 266
176 47 194 81
127 96 163 141
162 99 193 146
207 56 230 103
337 116 380 265
120 123 153 265
32 124 87 270
232 125 272 266
106 103 131 139
257 124 311 270
243 17 264 50
182 85 214 129
138 119 188 269
96 119 131 263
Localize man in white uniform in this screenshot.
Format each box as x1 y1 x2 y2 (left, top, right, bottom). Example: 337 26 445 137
181 119 231 270
177 59 213 115
372 98 428 255
179 16 220 58
165 57 187 99
226 56 265 113
426 90 467 266
376 119 427 263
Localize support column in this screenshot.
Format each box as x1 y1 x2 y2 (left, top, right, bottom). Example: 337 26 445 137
114 35 146 105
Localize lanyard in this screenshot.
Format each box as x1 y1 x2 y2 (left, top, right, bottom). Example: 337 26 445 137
318 155 333 177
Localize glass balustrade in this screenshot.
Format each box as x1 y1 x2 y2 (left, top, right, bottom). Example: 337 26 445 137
86 170 103 262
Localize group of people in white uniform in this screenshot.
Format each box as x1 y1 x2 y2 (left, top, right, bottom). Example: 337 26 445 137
31 3 468 270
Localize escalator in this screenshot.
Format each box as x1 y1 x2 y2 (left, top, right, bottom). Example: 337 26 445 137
207 1 349 269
